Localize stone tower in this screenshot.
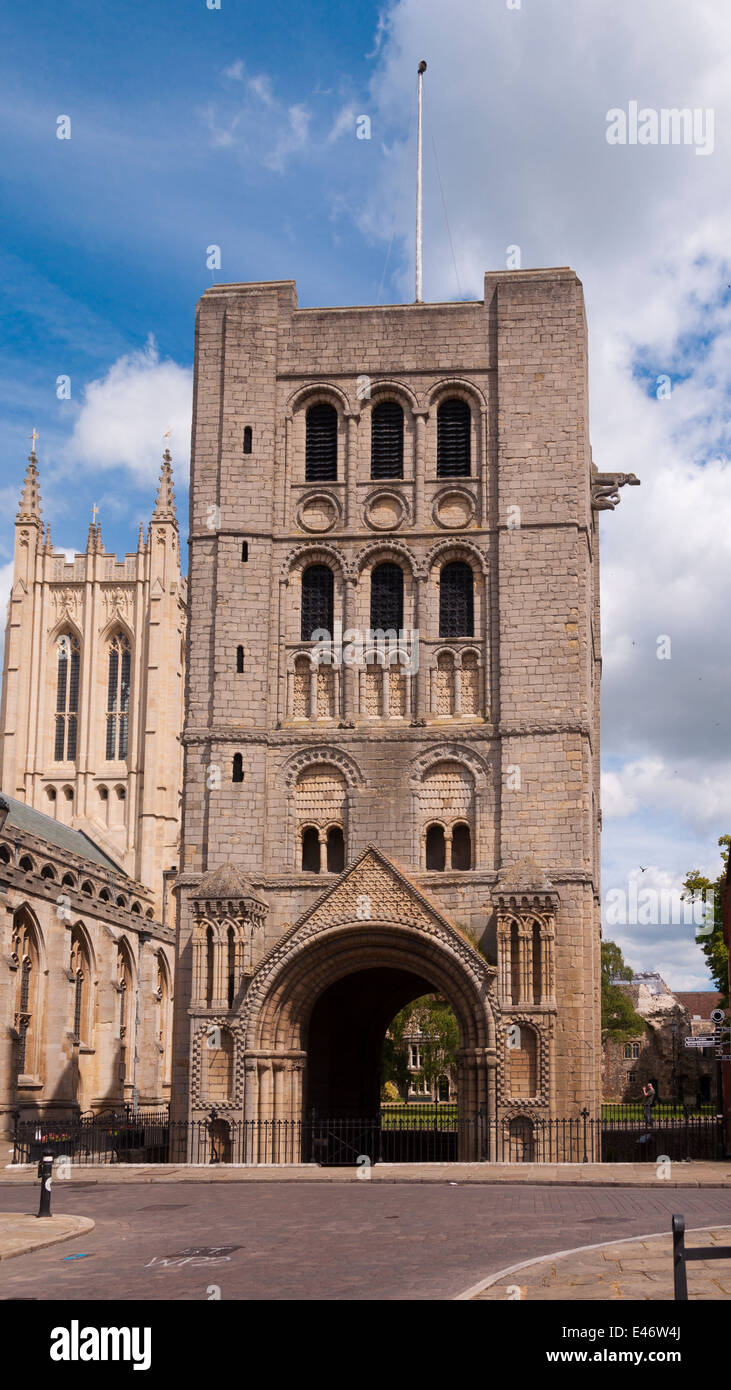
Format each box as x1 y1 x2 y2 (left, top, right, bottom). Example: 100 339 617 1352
172 271 633 1137
0 447 186 919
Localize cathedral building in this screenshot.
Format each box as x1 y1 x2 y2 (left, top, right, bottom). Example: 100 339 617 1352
171 270 633 1148
0 448 186 920
0 453 184 1134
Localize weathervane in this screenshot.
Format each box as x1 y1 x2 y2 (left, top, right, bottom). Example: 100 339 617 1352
29 428 39 454
92 503 99 525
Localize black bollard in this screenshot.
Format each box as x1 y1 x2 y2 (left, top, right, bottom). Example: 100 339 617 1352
37 1152 53 1218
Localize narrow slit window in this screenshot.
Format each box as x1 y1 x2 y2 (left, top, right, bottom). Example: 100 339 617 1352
243 427 252 454
241 541 249 562
236 645 245 673
232 753 244 783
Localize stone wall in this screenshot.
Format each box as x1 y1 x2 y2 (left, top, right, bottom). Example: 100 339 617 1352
0 827 174 1138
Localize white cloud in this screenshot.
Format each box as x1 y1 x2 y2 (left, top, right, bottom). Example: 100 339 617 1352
199 102 241 148
601 758 731 835
63 337 192 488
265 104 311 173
601 770 639 820
327 104 357 144
248 74 275 109
203 69 311 173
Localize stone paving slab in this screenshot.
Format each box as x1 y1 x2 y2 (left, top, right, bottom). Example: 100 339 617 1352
1 1161 730 1186
0 1212 95 1261
467 1226 731 1301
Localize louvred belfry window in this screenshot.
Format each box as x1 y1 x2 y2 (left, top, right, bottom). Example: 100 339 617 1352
305 403 338 481
439 561 474 637
371 401 404 479
54 633 80 761
437 398 471 477
370 562 404 632
301 564 334 641
106 632 131 760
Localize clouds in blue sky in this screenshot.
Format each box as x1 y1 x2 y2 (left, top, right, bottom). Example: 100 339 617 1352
0 0 729 987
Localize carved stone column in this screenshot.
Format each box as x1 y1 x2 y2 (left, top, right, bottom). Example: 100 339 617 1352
518 922 532 1008
211 931 227 1011
412 574 427 720
191 931 206 1007
540 916 556 1007
496 916 512 1007
344 411 360 528
242 1058 259 1160
413 409 428 529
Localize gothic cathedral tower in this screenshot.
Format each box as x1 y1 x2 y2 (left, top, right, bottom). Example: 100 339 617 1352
0 447 186 920
173 272 613 1135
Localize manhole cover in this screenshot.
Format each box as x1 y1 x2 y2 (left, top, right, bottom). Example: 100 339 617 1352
139 1205 190 1212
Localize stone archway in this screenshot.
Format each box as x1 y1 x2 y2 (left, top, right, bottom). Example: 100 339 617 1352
238 848 499 1155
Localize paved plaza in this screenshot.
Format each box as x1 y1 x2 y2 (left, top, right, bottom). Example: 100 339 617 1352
467 1226 731 1301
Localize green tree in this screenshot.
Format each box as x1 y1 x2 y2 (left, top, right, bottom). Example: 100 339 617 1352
682 833 729 1006
381 1006 412 1101
419 998 459 1098
601 940 644 1042
382 994 459 1100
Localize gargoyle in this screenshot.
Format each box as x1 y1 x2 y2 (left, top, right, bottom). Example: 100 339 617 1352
591 468 641 511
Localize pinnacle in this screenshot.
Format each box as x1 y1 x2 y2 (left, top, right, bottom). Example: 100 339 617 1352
17 453 42 523
153 450 177 522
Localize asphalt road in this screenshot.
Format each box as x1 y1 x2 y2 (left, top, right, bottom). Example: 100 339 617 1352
1 1181 731 1301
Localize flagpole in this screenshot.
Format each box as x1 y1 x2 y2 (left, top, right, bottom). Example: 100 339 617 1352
416 60 427 303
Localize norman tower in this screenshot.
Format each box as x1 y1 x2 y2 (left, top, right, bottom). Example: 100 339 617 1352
173 272 633 1139
0 447 186 920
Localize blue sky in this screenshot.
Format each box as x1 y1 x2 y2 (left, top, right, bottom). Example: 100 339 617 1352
1 0 730 988
0 0 399 546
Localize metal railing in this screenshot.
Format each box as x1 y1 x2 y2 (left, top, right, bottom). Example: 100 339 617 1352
10 1106 724 1166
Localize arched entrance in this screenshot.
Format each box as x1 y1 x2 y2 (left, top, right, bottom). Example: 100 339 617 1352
239 868 499 1161
306 964 437 1118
